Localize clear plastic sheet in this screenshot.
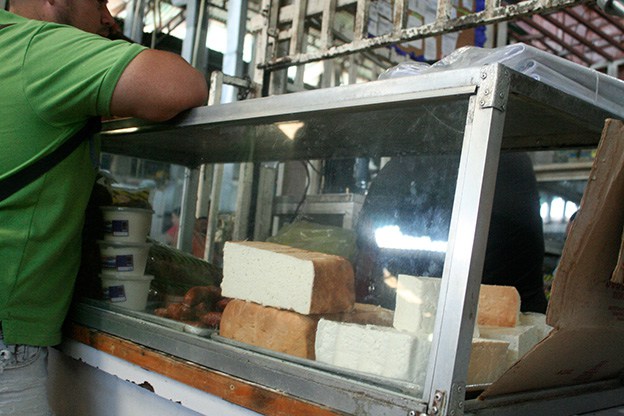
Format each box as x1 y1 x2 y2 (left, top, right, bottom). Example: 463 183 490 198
380 43 624 119
267 220 358 264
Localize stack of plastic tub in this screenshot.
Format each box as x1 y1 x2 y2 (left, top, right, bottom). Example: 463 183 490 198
98 206 154 311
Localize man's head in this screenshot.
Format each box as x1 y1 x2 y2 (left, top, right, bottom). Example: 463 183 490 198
10 0 117 37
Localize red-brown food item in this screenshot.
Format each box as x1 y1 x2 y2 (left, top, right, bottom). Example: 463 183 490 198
215 297 232 312
183 285 222 307
199 311 222 328
154 285 228 330
192 302 211 318
166 303 195 321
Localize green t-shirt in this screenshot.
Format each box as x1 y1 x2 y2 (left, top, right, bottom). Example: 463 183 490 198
0 10 146 346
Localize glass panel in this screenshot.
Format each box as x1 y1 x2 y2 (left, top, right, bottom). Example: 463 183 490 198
175 96 469 164
465 147 592 396
355 153 459 308
533 148 591 298
89 98 470 400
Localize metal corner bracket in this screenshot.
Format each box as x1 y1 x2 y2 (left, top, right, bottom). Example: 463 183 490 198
430 390 446 415
477 64 511 112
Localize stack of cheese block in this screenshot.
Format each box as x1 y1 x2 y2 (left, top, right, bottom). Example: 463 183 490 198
470 284 553 385
219 241 393 360
316 275 552 387
316 273 439 387
219 242 552 388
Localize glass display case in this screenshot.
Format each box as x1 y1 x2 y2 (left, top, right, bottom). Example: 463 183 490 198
69 62 624 416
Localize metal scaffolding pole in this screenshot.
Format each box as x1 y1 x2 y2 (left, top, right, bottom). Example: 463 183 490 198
124 0 147 42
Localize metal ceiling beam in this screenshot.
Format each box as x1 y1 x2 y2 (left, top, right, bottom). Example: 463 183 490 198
517 15 592 63
539 11 616 60
564 6 624 53
593 3 624 33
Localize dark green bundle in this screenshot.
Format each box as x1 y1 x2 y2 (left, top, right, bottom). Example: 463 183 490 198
146 239 223 297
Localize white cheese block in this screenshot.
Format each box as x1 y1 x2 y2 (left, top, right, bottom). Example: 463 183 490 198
220 300 394 360
393 274 440 336
393 274 479 339
467 338 510 385
519 312 553 340
315 319 431 388
479 325 541 367
221 241 355 314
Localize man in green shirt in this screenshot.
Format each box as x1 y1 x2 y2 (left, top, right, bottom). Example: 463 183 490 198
0 0 208 413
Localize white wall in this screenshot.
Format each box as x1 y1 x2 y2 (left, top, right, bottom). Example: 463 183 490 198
48 342 261 416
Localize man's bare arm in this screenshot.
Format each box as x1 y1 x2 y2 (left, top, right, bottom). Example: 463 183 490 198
110 49 208 122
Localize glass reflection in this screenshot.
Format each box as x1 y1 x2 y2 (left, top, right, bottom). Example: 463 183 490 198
355 151 547 314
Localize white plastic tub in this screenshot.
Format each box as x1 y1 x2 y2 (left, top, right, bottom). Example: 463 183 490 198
101 206 153 243
100 273 154 311
98 240 152 276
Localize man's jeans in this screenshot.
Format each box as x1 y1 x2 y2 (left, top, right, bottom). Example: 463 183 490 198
0 326 53 416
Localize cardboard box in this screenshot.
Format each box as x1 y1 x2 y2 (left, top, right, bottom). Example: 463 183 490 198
481 119 624 398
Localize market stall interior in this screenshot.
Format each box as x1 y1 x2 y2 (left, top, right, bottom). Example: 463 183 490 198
59 41 624 416
6 0 616 411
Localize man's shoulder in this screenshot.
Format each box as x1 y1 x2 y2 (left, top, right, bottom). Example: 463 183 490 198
0 9 66 41
0 9 23 24
0 9 33 34
0 10 96 41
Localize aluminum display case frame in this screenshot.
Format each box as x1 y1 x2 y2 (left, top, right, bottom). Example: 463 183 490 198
75 62 624 416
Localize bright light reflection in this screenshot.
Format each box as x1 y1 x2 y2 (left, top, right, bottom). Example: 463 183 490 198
565 201 578 219
276 121 304 140
550 197 565 222
374 225 447 252
540 202 549 220
287 61 324 88
107 127 139 135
